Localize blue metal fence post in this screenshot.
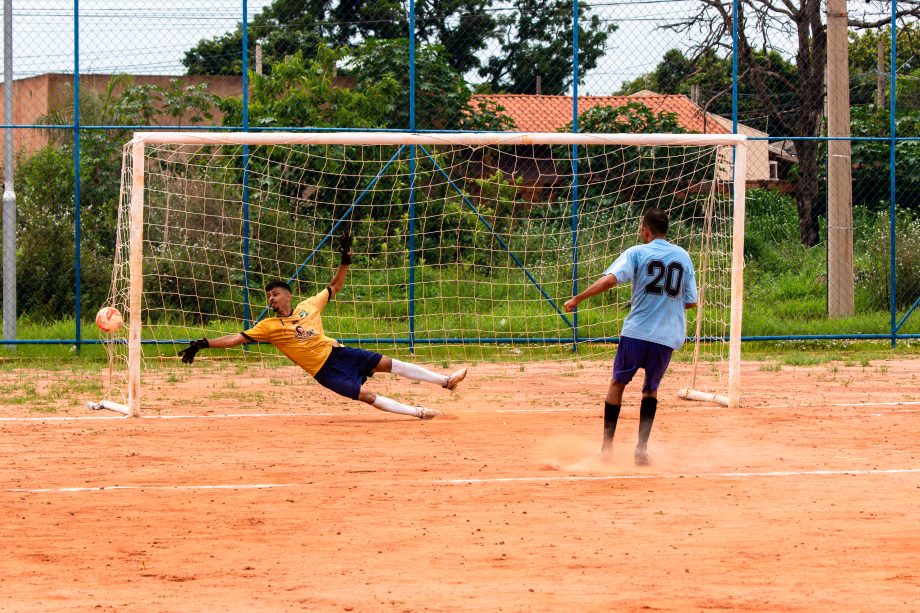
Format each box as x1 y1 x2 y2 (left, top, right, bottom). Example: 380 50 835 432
731 0 739 134
242 0 252 331
889 0 898 347
408 0 417 353
73 0 82 352
570 0 580 352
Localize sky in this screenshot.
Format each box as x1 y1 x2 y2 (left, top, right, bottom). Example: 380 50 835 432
0 0 900 96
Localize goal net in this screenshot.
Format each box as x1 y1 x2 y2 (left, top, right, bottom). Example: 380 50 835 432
97 132 746 416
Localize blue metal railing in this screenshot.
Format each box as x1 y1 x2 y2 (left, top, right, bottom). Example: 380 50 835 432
0 0 915 349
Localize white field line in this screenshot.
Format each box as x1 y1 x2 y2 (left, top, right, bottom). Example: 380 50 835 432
762 400 920 409
2 399 920 423
0 412 339 422
436 467 920 485
3 467 919 495
3 483 300 493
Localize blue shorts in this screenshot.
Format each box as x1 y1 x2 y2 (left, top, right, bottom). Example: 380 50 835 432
612 337 674 393
313 346 383 400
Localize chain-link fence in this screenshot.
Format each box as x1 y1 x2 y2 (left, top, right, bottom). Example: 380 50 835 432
1 0 918 350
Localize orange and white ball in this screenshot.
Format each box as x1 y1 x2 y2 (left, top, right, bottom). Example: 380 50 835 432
95 306 123 333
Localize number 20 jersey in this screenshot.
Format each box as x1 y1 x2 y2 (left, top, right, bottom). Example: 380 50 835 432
604 238 698 350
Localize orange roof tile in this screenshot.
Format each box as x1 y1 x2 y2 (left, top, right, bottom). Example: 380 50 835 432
471 93 730 135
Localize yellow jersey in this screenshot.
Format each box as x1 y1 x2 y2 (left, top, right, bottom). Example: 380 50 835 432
242 288 340 375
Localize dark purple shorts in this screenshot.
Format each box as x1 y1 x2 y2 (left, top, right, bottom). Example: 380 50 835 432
313 346 383 400
612 336 674 392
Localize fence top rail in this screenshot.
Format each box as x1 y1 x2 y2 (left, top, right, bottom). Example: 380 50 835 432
131 131 747 148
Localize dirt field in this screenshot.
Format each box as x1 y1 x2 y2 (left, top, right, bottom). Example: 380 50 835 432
1 358 919 611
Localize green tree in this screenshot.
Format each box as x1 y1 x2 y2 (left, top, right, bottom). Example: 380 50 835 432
183 0 613 96
617 48 798 135
217 45 404 226
665 1 920 246
182 0 403 75
653 48 695 94
480 0 613 94
849 106 920 211
183 0 492 77
414 0 501 75
348 38 513 130
568 101 685 134
17 77 218 318
848 25 920 111
557 102 705 206
220 45 399 129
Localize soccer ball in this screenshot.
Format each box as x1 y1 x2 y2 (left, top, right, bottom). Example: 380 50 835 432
95 306 123 333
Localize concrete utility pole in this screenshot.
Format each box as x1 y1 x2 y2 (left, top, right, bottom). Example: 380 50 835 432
3 0 15 347
826 0 855 317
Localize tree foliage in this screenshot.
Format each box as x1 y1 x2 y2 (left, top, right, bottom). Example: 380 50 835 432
848 24 920 111
347 38 515 130
617 48 797 134
219 46 399 129
849 106 920 211
182 0 403 75
16 77 218 319
555 102 710 207
413 0 502 75
479 0 613 94
663 0 920 247
183 0 613 98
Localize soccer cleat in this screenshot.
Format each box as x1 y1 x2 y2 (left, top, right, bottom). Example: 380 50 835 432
444 367 468 391
417 406 443 420
634 447 650 466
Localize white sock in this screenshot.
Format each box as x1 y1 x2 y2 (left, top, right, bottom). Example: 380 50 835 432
390 359 448 387
372 395 421 417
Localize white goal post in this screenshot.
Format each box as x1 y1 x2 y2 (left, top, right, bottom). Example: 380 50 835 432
99 131 746 416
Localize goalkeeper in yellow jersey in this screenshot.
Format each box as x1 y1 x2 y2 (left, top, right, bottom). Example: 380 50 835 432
177 234 467 419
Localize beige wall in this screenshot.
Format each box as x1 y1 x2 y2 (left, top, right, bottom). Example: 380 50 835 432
710 114 772 183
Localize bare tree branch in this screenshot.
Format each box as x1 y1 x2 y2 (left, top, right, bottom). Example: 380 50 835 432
849 7 920 29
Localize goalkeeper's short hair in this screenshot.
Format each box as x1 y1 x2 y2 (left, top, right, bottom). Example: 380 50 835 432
265 280 292 293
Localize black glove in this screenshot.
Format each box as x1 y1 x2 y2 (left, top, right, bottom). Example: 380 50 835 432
338 233 353 266
178 338 209 364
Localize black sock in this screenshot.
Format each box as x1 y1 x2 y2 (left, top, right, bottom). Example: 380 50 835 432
602 402 620 451
637 396 658 449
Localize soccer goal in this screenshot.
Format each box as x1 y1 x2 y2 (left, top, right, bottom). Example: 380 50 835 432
97 131 746 416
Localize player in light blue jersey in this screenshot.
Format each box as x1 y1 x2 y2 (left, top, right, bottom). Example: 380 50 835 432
564 208 697 465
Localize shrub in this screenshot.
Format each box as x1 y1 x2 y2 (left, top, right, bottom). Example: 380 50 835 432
858 209 920 310
743 188 801 273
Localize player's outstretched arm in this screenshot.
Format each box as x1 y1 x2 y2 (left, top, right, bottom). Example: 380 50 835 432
564 274 618 312
328 233 352 297
178 333 248 364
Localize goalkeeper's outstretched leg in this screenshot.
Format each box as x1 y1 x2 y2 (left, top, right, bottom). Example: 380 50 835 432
351 357 467 420
378 358 467 391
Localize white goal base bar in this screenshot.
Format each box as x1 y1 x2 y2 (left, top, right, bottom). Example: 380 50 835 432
87 400 131 416
678 388 730 407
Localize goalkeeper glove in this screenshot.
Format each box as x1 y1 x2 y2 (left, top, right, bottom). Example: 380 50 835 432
338 233 353 266
178 338 209 364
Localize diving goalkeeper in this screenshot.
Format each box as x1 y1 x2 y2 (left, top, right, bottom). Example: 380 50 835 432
177 234 467 419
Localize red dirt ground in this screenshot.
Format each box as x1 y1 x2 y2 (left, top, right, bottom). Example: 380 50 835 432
1 359 919 611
